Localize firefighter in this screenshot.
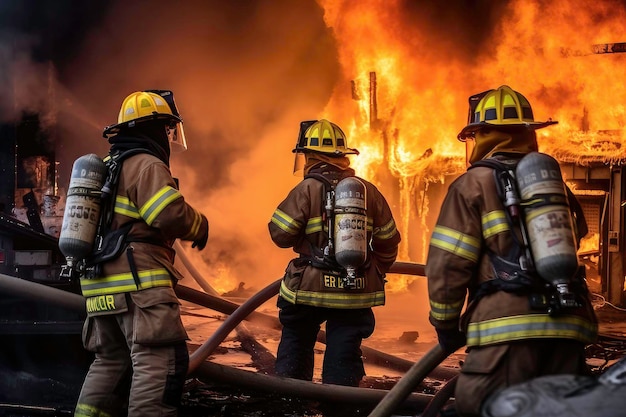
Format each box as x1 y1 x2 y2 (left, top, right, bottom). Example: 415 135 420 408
74 90 209 417
425 85 598 417
269 119 401 388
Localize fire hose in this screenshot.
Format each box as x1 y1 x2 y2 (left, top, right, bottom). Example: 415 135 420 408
174 243 454 414
0 272 85 311
194 360 434 411
174 242 457 380
175 283 457 379
367 344 450 417
0 271 437 413
174 241 276 371
184 275 444 414
187 278 281 374
0 258 455 414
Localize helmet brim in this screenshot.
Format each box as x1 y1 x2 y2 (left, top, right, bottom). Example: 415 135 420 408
291 147 359 156
103 113 182 138
457 120 558 141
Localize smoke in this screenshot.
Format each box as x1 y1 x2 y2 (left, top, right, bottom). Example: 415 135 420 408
4 0 626 343
0 0 340 292
58 0 339 292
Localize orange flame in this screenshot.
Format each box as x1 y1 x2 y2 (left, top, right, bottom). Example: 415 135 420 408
314 0 626 291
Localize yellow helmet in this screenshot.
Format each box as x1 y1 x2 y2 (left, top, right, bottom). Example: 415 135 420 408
103 90 187 152
292 119 359 156
457 85 557 141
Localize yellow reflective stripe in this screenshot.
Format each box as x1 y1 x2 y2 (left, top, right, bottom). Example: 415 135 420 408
80 268 172 297
114 195 141 219
182 210 203 239
305 216 324 234
430 225 480 263
75 403 113 417
279 281 385 308
375 219 398 240
139 186 182 226
429 298 464 321
271 209 302 235
280 280 297 303
482 210 509 239
466 314 598 346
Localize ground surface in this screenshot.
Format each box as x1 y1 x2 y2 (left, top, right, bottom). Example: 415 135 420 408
175 293 626 417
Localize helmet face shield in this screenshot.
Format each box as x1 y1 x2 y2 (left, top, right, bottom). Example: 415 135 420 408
167 120 187 153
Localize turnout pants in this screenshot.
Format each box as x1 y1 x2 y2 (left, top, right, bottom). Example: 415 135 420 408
275 296 375 387
75 290 189 417
454 339 590 417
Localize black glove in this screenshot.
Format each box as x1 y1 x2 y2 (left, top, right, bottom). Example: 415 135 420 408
191 214 209 251
436 327 466 354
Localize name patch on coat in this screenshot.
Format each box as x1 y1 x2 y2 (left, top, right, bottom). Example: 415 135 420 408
86 295 117 313
323 274 365 289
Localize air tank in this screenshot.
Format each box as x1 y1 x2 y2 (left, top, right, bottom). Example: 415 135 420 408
515 152 579 308
334 177 367 289
59 154 107 269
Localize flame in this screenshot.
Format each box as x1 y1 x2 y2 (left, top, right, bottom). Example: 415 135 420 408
579 233 599 254
311 0 626 291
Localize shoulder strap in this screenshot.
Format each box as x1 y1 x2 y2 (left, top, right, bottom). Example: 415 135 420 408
87 149 150 265
469 158 509 171
304 172 334 189
467 158 540 299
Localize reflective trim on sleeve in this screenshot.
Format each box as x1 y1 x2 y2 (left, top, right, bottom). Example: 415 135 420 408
305 216 324 234
430 225 480 263
182 210 203 240
114 195 141 219
466 314 598 346
482 210 510 239
139 186 182 226
374 218 399 240
429 298 464 321
80 268 172 297
271 209 302 235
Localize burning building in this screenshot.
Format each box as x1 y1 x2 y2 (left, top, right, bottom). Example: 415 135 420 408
313 0 626 308
0 0 624 319
0 0 625 414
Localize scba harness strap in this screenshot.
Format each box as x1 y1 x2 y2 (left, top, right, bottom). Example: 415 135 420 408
300 171 348 275
468 158 586 313
298 171 370 287
83 148 166 288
